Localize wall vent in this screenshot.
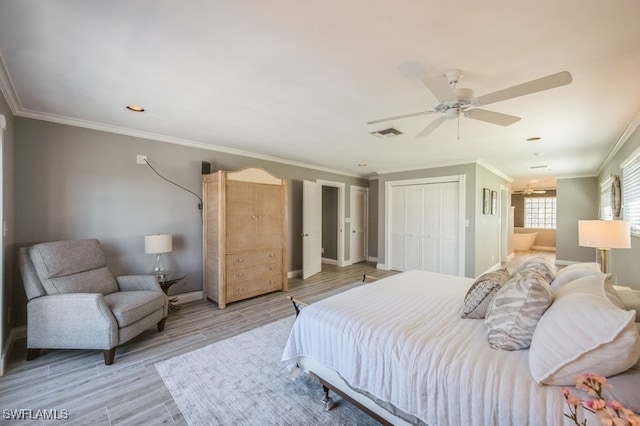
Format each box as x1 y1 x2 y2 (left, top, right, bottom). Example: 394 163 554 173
370 127 403 138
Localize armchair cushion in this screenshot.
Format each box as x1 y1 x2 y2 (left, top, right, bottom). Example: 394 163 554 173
29 239 119 295
103 291 167 328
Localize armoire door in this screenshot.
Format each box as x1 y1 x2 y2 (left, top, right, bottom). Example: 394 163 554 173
226 181 257 252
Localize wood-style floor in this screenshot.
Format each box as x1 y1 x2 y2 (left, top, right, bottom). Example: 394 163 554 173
0 262 395 426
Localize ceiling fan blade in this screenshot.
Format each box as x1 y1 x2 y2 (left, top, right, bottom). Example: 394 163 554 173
416 117 446 138
473 71 572 107
423 75 458 104
367 110 436 125
465 109 521 126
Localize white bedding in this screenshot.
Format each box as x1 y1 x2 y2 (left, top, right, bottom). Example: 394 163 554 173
282 270 571 425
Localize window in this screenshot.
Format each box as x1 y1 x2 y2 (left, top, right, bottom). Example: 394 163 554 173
525 197 557 229
622 148 640 235
600 176 613 220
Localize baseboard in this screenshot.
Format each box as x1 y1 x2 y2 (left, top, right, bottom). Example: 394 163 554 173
531 246 556 252
376 263 390 270
173 291 203 305
322 257 338 266
367 256 379 263
288 270 301 279
1 326 26 377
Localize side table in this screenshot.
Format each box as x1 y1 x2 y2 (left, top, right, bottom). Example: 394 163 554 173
156 272 186 312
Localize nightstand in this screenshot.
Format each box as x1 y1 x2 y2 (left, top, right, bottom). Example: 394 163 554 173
156 272 186 312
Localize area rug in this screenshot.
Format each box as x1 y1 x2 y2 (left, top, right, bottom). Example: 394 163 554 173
155 285 379 425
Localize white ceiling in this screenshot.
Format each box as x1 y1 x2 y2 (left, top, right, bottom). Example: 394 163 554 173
1 1 639 188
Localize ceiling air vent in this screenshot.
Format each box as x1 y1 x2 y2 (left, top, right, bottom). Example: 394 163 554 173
370 127 403 138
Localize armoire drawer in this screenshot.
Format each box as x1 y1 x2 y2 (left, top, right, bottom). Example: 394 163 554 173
226 249 282 269
227 273 282 302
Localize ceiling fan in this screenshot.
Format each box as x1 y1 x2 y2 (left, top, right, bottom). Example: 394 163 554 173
513 185 547 195
367 70 572 139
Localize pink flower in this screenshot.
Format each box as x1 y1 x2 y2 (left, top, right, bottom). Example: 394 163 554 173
608 400 624 411
586 399 607 411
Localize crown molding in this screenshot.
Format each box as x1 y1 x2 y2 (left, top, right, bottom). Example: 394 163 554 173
476 158 513 182
0 53 20 114
597 109 640 175
13 108 366 179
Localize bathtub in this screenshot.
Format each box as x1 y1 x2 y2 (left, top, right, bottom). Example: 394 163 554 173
513 230 538 251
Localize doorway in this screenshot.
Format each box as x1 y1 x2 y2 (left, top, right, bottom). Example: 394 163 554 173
302 180 345 279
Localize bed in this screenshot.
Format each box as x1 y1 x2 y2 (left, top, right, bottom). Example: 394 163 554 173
282 265 640 425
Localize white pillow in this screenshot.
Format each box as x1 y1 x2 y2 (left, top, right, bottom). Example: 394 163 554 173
550 262 601 290
529 273 640 385
616 288 640 322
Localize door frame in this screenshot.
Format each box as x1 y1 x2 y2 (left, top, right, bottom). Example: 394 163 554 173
382 175 466 275
316 180 345 267
349 185 369 264
499 184 510 263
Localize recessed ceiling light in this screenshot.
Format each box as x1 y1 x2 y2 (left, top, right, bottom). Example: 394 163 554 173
526 136 541 141
358 163 367 167
126 105 145 112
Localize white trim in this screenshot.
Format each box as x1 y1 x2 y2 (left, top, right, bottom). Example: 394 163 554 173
1 326 26 377
376 263 390 270
599 109 640 174
367 256 379 263
173 291 203 305
321 257 338 266
316 180 346 267
0 55 20 115
476 159 513 183
349 185 369 264
621 143 640 169
0 114 6 131
384 174 466 276
288 269 302 279
13 108 366 179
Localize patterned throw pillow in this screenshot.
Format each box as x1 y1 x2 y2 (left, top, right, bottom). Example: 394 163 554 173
462 269 511 319
511 257 555 284
485 271 554 351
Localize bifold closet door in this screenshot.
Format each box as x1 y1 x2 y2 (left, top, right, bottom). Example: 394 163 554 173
389 181 459 274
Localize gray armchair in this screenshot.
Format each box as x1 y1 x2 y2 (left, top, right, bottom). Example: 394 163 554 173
18 239 168 365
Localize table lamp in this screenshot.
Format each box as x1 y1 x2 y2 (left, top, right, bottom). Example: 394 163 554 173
145 233 173 277
578 220 630 273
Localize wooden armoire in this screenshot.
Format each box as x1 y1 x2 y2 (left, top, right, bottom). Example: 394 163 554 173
202 167 288 309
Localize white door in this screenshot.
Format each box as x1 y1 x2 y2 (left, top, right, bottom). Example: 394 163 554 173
302 180 322 279
350 187 368 263
389 181 460 275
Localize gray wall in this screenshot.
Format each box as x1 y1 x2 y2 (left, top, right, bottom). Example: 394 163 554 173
375 162 511 278
1 91 15 347
475 164 512 275
555 177 599 264
598 123 640 289
12 117 368 326
321 186 338 260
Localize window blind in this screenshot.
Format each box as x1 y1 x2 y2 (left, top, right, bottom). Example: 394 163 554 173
600 176 612 220
622 153 640 235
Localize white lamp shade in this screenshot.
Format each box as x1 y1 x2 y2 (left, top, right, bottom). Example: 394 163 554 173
145 234 173 254
578 220 631 249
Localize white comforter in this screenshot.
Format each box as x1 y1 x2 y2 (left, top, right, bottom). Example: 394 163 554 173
282 270 569 425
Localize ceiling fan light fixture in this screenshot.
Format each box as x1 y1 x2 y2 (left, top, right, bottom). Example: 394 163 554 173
455 88 474 104
126 105 145 112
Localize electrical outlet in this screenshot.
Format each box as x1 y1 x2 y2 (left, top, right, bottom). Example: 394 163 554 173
136 155 147 164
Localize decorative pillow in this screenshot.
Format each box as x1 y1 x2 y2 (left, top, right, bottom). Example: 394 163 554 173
484 272 554 350
616 288 640 322
550 262 601 290
510 257 555 284
462 269 511 319
528 273 640 386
